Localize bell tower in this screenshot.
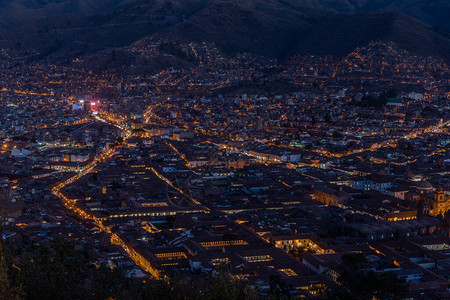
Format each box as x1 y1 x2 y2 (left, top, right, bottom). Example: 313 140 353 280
431 186 449 217
435 186 445 202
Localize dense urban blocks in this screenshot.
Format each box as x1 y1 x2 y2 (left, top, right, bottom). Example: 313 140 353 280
0 37 449 299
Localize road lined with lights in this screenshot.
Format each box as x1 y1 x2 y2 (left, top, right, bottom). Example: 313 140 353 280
50 112 154 271
51 100 446 277
145 98 447 163
51 110 206 275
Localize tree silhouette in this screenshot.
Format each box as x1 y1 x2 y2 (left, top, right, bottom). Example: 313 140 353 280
328 253 408 300
0 235 262 300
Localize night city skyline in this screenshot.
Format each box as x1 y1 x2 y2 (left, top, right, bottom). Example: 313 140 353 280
0 1 449 299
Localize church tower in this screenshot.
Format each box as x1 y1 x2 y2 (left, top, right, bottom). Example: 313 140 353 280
430 186 449 217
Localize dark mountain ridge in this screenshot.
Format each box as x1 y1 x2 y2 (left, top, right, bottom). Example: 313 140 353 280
0 0 448 63
0 0 136 29
308 0 450 31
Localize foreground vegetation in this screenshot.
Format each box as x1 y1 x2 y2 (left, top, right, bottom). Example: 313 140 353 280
0 236 408 300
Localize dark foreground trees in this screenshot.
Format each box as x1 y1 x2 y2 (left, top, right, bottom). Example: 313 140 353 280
1 238 135 300
324 253 408 300
1 237 408 300
0 237 260 300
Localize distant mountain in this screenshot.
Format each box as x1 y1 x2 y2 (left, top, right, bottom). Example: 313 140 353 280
309 0 450 31
293 12 450 59
0 0 137 30
0 0 216 57
0 0 448 63
160 2 450 60
159 1 319 58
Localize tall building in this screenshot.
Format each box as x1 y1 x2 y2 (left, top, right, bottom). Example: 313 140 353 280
429 186 450 217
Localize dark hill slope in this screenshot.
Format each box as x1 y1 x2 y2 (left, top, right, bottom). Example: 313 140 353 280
312 0 450 31
162 4 450 61
293 12 450 60
0 0 448 62
0 0 136 30
160 2 317 57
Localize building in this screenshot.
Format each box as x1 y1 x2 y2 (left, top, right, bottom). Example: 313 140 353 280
313 184 349 206
428 187 450 217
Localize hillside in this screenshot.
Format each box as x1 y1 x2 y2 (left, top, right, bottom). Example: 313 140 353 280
161 2 450 61
0 0 136 30
160 1 318 58
293 12 450 59
312 0 450 31
0 0 448 63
